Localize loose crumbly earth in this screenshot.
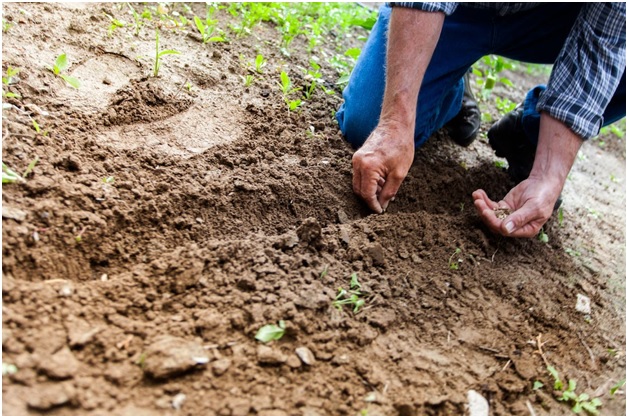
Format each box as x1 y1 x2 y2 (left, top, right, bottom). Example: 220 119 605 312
2 3 625 416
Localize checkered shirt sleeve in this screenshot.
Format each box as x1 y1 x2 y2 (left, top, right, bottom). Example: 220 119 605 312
536 3 626 139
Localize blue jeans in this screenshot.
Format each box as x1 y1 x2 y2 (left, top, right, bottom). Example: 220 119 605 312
336 4 626 148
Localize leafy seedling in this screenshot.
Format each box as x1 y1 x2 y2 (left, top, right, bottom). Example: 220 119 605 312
448 248 462 270
48 54 80 89
548 366 602 414
533 381 544 390
610 379 625 396
333 273 366 313
153 29 180 77
193 16 224 43
2 66 21 99
240 74 254 87
104 12 125 37
537 228 549 243
255 321 286 343
254 54 266 74
2 162 24 184
23 157 39 178
3 18 13 33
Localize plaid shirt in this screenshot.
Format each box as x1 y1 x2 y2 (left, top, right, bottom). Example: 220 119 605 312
390 3 626 139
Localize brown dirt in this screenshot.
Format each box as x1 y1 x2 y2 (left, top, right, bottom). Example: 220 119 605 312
2 3 625 416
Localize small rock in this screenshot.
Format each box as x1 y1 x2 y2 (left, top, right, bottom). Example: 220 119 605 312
39 347 80 379
143 336 210 379
26 382 75 410
286 354 302 369
295 347 316 366
67 319 102 347
339 227 350 245
337 209 349 224
257 345 287 365
367 243 386 267
296 217 322 245
466 390 489 416
331 354 350 365
2 206 27 222
211 358 231 376
576 294 591 314
58 284 73 297
411 254 422 264
172 393 186 410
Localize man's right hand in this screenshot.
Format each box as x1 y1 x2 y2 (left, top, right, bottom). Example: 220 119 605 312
352 121 415 213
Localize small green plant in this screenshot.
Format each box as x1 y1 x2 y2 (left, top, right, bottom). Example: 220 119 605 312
278 71 302 111
23 157 39 178
3 18 13 33
537 228 549 243
2 162 24 184
254 54 266 74
319 265 329 279
533 381 544 390
193 15 224 43
48 53 80 89
128 4 152 36
153 29 180 77
101 176 115 184
104 12 126 37
448 248 462 270
495 97 517 115
472 55 515 98
240 74 254 87
333 273 366 313
558 207 564 226
255 321 286 343
548 366 602 414
136 352 147 369
494 159 507 169
610 379 625 396
2 66 21 99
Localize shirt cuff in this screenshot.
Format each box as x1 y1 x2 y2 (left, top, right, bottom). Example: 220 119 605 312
536 91 604 140
387 2 458 15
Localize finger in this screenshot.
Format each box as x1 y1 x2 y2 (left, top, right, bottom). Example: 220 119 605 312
472 189 505 234
361 173 383 213
500 205 545 238
378 172 404 211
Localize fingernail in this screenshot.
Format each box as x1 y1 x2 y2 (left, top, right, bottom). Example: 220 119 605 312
505 221 516 233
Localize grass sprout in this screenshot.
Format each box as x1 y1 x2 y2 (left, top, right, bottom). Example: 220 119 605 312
153 29 180 77
48 53 80 89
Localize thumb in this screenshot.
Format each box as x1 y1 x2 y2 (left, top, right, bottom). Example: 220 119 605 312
501 205 540 237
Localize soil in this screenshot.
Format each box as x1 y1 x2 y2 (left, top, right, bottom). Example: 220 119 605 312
2 3 625 416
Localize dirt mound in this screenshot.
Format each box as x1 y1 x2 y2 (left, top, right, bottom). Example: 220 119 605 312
2 3 625 416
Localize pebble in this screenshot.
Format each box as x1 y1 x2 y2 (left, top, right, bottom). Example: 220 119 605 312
212 358 231 376
172 393 186 410
286 354 301 369
576 294 591 314
295 347 316 366
466 390 489 416
337 209 349 224
26 382 75 410
257 345 287 365
143 336 210 379
2 206 27 222
39 347 80 379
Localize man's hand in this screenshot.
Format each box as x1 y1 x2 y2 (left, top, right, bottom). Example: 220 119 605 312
474 113 583 238
351 7 444 213
472 175 561 237
352 121 415 213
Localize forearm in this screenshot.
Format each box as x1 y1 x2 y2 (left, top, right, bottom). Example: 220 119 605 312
381 8 445 130
529 113 583 191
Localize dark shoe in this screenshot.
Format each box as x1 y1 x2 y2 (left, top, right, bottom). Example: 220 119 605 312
445 72 481 147
488 105 562 210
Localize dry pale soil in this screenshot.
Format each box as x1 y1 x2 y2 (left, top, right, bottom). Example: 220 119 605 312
1 3 625 416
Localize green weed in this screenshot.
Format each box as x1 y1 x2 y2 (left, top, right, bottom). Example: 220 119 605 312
610 379 625 396
48 54 80 89
2 66 21 99
448 248 462 270
255 321 286 343
193 15 224 43
333 273 366 313
104 12 126 37
472 55 515 98
278 71 302 111
127 4 152 36
153 29 180 77
23 157 39 178
2 162 24 184
537 228 549 243
254 54 267 74
2 18 13 33
240 74 254 87
548 366 602 415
